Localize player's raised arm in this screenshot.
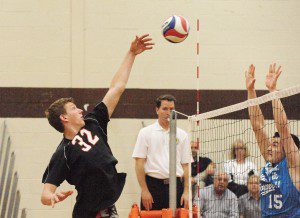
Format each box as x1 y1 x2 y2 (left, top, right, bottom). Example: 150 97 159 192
246 64 270 161
103 34 154 118
266 63 300 190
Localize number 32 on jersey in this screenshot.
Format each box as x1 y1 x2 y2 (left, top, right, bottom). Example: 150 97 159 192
71 129 99 152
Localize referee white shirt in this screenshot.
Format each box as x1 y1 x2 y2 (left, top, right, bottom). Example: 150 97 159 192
132 121 192 179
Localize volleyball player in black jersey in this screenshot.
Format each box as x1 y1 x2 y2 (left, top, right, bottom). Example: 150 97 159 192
41 34 154 218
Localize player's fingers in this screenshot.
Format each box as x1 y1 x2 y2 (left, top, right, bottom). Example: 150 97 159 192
248 65 251 74
144 46 153 50
141 38 153 43
277 69 282 78
51 198 55 208
273 63 276 71
251 65 254 75
61 190 73 196
276 66 282 75
143 42 155 46
275 70 282 80
144 45 153 49
133 36 138 43
139 34 150 40
180 196 184 205
251 65 256 76
56 193 64 199
269 64 272 73
54 195 60 203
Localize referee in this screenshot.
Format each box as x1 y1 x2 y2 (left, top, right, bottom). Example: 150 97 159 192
132 95 192 210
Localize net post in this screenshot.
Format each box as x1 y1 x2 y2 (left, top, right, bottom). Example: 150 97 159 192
188 119 195 218
169 110 177 217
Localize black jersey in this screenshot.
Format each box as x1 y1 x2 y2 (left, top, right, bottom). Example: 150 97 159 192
42 102 126 218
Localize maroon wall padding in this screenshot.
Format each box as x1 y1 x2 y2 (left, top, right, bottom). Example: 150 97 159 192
0 88 299 119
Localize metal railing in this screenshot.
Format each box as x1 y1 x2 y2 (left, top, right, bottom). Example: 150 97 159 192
0 121 27 218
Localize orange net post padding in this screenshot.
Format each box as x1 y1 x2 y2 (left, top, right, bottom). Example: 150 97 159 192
128 204 139 218
176 208 188 217
128 204 198 218
140 210 163 218
192 205 198 218
161 209 172 218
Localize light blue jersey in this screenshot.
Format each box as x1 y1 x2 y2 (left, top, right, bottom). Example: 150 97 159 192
260 158 300 217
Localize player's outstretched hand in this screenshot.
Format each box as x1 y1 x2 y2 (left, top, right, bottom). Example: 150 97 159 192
130 34 154 55
266 63 282 92
50 190 73 208
245 64 256 91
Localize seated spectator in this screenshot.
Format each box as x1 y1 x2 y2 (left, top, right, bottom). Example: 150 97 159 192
238 174 261 218
197 169 238 218
224 140 258 197
191 141 215 202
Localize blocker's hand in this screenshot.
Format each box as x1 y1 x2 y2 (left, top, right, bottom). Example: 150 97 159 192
50 190 73 208
245 64 256 91
130 34 154 55
266 63 282 92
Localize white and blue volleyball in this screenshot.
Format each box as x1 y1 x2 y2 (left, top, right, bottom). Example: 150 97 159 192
162 15 190 43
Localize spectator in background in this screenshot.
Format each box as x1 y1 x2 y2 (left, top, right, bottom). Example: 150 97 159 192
224 140 258 197
191 141 215 202
238 174 261 218
197 169 238 218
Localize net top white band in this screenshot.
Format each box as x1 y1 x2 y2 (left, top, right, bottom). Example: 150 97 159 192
188 85 300 122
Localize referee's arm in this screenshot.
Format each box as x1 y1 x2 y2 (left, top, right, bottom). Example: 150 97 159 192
135 158 153 210
181 163 189 209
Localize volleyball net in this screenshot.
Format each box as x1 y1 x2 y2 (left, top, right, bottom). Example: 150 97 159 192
130 86 300 217
187 85 300 216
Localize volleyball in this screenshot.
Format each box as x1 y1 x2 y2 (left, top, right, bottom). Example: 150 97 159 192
162 15 190 43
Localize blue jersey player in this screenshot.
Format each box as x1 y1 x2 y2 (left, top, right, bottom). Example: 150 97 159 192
246 63 300 218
